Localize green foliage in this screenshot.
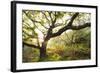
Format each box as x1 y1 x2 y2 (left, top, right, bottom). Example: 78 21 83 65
56 12 65 19
46 53 61 61
23 28 91 62
23 46 40 62
22 10 91 62
23 42 90 62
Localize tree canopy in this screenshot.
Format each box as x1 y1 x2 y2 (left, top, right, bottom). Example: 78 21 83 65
22 10 90 48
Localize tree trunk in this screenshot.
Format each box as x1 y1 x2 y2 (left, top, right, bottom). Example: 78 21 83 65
39 40 48 61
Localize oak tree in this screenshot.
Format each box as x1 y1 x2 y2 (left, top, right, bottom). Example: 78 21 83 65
22 10 91 61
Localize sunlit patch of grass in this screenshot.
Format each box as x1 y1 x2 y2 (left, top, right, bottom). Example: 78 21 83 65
47 53 61 61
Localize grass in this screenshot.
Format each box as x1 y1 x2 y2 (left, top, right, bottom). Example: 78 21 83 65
23 43 91 62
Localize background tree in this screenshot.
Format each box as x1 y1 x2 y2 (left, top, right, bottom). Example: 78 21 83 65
22 10 91 61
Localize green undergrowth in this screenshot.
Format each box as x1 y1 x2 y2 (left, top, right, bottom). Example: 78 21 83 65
23 43 90 62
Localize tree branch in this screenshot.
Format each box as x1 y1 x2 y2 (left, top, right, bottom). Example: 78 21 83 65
24 11 49 30
44 12 58 40
48 12 53 23
41 11 50 26
36 37 40 48
51 12 91 38
51 22 90 38
23 41 41 49
23 11 41 24
40 23 49 29
51 12 79 37
67 12 79 26
71 23 91 30
22 30 36 38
